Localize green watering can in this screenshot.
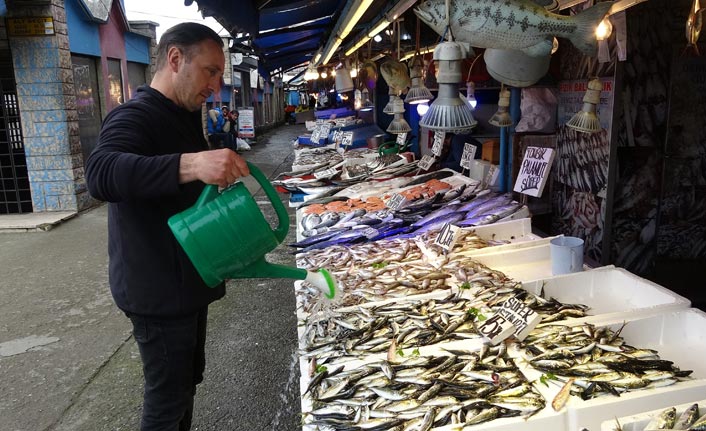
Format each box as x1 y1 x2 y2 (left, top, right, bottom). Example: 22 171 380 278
168 162 338 299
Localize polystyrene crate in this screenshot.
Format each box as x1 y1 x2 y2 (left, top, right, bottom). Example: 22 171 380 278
464 218 540 243
521 267 691 325
564 308 706 431
600 399 706 431
467 240 556 282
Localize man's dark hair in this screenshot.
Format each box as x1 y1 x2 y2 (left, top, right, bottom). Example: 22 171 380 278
156 23 223 69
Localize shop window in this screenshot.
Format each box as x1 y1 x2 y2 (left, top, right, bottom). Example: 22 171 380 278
72 55 102 163
127 61 147 100
107 58 124 110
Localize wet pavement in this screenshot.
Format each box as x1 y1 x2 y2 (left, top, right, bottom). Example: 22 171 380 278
0 123 309 431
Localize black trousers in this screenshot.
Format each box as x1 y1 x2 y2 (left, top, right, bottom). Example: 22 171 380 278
129 308 208 431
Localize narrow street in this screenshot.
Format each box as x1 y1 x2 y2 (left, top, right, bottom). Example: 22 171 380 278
0 124 307 431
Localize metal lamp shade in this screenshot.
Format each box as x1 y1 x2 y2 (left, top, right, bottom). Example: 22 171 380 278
387 114 412 133
406 56 433 104
419 42 477 133
360 88 374 111
566 78 603 133
489 88 513 128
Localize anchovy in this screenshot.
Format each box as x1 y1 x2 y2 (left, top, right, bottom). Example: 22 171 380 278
674 403 700 430
644 406 676 429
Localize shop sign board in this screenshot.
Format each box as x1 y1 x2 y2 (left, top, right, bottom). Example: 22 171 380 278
7 17 54 36
238 107 255 138
513 146 555 197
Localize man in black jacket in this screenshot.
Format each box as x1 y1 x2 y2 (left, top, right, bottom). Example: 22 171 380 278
85 23 249 431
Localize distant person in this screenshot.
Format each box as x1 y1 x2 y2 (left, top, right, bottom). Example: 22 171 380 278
207 105 231 149
308 94 315 109
85 22 249 431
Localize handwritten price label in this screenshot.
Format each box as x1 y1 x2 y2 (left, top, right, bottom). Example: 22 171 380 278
310 127 321 143
460 143 477 170
431 131 445 156
434 223 461 252
386 193 407 210
314 168 339 179
341 131 353 148
361 227 379 239
418 155 435 171
483 165 499 188
396 132 407 145
332 130 343 144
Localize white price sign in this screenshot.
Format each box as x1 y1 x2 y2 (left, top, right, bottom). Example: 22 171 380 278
361 227 379 239
431 131 445 156
477 313 516 346
418 155 435 171
341 131 354 148
460 143 477 170
396 132 407 145
483 164 500 187
314 167 339 179
310 127 321 143
320 123 332 140
386 193 407 210
513 146 556 198
332 130 343 144
434 223 461 252
497 297 542 341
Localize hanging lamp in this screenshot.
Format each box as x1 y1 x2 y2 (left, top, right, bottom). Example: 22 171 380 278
406 55 433 104
387 97 412 133
419 41 477 133
360 88 373 111
489 85 513 128
566 78 603 133
335 59 354 93
383 86 401 114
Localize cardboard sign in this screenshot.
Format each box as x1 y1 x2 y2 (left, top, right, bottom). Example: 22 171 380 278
396 132 407 145
314 167 338 179
483 164 499 188
434 223 461 252
478 314 516 346
386 193 407 210
431 131 445 156
497 297 542 340
513 146 555 197
460 143 477 170
418 155 435 171
341 131 354 148
361 227 379 239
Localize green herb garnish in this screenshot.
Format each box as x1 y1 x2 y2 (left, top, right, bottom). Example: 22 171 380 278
315 364 328 374
372 261 388 269
460 282 471 290
467 307 487 321
539 372 558 387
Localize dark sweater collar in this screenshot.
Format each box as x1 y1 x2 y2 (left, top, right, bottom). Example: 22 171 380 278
136 85 192 115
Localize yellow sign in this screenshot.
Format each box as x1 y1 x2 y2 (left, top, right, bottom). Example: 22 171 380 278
7 17 55 37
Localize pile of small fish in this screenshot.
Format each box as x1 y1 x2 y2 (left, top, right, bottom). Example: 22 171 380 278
292 147 343 169
521 323 693 400
303 350 546 430
612 403 706 430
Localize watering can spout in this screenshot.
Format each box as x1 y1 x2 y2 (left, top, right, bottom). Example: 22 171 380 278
230 258 339 300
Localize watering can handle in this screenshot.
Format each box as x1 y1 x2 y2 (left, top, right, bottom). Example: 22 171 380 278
193 162 290 243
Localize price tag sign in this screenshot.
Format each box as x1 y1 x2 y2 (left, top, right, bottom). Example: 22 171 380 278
483 164 500 188
460 143 477 170
341 131 354 148
320 123 332 140
332 130 343 144
431 131 445 156
361 227 379 239
497 297 542 340
396 132 407 145
314 167 339 179
418 155 435 171
310 126 321 143
477 313 516 346
386 193 407 210
513 146 556 197
434 223 461 252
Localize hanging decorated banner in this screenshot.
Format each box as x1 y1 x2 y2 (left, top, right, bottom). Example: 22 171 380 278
434 223 461 252
513 146 555 197
418 154 435 171
460 143 477 170
431 131 445 156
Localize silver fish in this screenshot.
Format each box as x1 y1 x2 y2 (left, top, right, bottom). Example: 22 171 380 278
414 0 613 57
644 406 676 430
674 403 700 430
689 412 706 430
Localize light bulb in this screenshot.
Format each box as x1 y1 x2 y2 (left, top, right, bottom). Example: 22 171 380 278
596 18 613 41
350 68 358 78
417 103 430 116
320 71 328 79
374 34 382 43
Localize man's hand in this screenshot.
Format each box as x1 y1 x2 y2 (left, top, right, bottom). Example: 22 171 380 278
179 149 250 188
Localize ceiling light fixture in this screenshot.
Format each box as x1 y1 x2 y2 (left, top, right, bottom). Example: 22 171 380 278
566 77 603 133
489 85 513 128
405 55 433 105
419 41 477 133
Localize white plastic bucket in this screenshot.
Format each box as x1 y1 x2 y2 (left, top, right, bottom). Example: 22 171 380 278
550 236 584 275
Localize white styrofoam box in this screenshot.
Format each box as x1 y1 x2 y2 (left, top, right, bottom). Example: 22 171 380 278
565 308 706 431
521 267 690 325
601 399 706 431
464 217 540 243
466 240 554 282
